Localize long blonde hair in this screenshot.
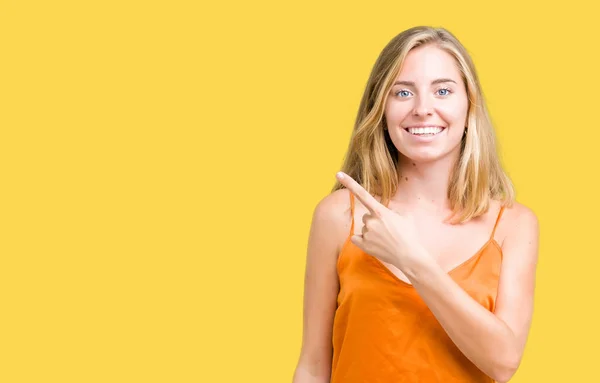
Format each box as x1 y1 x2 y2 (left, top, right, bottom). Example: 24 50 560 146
331 26 515 223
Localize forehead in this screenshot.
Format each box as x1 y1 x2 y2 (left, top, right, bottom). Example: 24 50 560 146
396 45 461 81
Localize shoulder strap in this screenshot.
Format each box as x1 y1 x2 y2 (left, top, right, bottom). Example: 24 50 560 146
349 190 355 235
490 205 505 240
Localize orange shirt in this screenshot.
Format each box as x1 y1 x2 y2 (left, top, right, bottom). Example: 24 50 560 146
330 191 504 382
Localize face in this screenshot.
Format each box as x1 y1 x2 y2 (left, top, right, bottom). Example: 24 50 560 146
384 44 469 164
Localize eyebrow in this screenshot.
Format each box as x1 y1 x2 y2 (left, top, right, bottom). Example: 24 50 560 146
393 78 457 86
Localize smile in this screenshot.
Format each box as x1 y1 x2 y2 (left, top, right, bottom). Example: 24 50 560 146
404 126 446 136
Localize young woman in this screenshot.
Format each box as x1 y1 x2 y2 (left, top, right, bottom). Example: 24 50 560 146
293 26 540 383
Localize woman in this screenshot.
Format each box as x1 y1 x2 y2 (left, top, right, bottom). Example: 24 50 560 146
292 26 539 382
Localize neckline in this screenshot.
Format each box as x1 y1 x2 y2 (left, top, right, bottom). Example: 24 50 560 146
339 235 502 288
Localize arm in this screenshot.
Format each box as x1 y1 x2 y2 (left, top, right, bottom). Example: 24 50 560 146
404 204 540 382
292 192 347 383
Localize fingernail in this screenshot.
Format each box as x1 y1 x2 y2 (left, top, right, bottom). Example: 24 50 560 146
336 172 344 180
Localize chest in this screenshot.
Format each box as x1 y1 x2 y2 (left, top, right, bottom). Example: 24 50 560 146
350 205 500 280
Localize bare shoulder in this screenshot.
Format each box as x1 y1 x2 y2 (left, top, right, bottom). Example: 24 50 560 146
497 200 540 259
311 188 353 253
501 201 539 233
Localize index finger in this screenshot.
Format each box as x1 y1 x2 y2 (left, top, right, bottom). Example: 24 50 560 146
336 171 383 214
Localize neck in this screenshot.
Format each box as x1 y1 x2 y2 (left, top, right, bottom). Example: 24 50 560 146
393 154 459 212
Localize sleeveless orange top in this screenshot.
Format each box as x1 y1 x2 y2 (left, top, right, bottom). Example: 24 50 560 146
330 191 504 382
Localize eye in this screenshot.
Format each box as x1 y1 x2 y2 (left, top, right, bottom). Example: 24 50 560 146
395 89 412 97
437 87 452 96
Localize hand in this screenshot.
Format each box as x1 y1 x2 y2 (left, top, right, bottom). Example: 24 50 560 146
336 171 429 271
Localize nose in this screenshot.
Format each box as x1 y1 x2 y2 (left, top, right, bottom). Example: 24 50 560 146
413 95 434 116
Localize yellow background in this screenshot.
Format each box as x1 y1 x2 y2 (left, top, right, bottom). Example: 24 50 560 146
1 0 597 381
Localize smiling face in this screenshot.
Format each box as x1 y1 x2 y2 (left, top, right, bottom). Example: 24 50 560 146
384 44 469 164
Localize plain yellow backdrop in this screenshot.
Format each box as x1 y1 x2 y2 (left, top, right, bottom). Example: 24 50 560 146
1 0 598 382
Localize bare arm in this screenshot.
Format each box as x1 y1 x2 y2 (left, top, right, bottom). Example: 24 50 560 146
405 204 540 383
292 191 348 383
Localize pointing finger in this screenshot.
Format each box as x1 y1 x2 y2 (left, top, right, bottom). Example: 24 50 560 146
336 171 383 215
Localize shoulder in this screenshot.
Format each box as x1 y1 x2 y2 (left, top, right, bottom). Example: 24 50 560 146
500 201 539 237
497 200 540 260
311 188 353 252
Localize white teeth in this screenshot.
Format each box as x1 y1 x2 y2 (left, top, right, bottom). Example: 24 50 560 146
407 126 444 135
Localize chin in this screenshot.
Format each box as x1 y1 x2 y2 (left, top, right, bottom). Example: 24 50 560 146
400 149 443 162
399 147 459 164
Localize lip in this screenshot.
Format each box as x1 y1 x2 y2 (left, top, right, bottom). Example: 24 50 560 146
403 125 446 130
402 126 446 141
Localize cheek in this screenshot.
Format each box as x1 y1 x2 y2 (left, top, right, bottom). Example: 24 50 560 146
385 103 412 123
437 99 468 124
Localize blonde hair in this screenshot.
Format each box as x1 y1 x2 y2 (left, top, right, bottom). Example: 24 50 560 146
331 26 515 223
